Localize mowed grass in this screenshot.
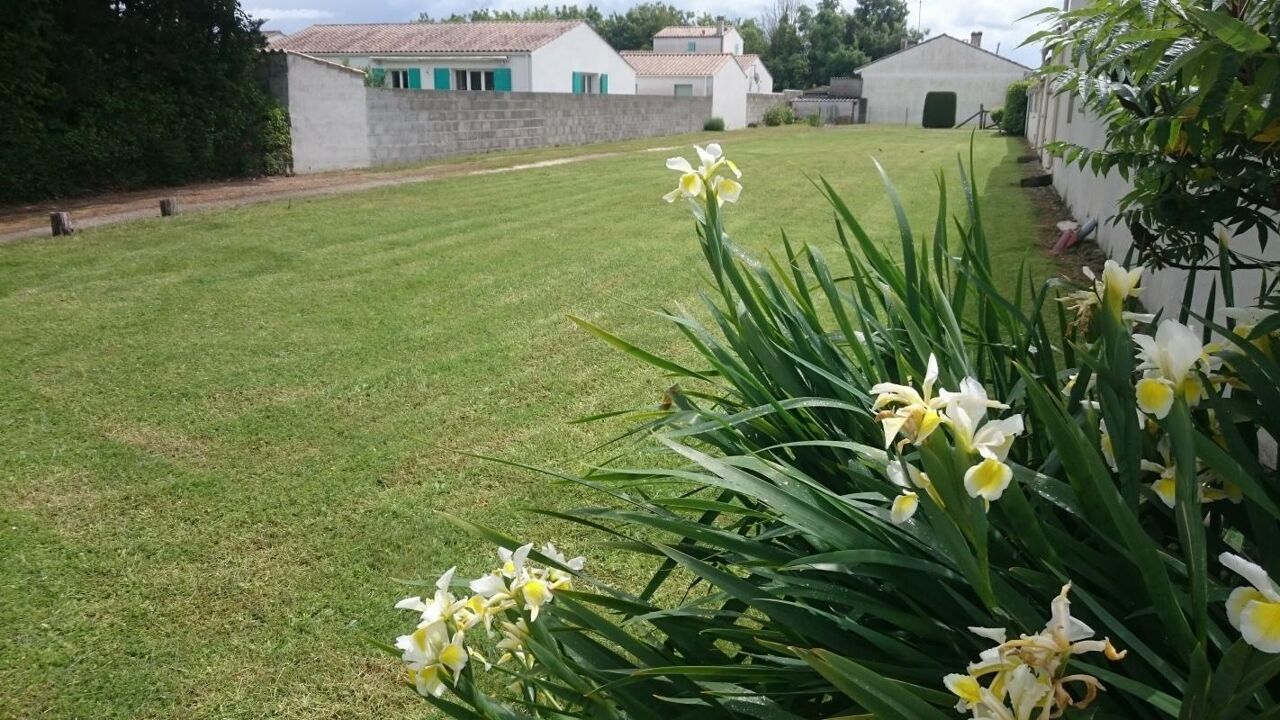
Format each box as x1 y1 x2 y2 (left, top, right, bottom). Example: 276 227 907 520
0 127 1057 719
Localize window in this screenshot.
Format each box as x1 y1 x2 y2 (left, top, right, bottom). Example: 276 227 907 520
687 41 696 51
674 84 694 97
454 69 496 91
389 69 410 89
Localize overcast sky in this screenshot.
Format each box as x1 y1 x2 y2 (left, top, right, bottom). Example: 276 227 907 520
249 0 1051 68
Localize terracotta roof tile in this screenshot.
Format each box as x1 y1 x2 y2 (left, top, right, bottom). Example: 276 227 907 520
268 21 581 55
654 25 730 38
734 54 761 71
621 52 735 76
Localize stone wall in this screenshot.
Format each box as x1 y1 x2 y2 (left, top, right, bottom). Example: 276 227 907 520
365 88 712 167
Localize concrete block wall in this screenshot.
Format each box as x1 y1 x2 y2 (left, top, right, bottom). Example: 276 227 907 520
746 93 786 125
264 52 371 173
364 89 712 167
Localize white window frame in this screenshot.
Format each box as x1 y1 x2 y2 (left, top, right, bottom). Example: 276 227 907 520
388 69 410 89
673 84 694 97
454 69 496 91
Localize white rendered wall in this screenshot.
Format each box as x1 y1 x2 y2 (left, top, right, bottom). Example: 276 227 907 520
652 32 738 54
859 36 1027 125
531 24 637 93
278 53 370 172
710 63 748 129
745 61 774 93
637 75 712 97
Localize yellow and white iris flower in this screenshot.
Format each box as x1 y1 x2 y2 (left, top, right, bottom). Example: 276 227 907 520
395 566 461 625
872 354 947 449
941 378 1024 503
663 143 743 208
886 460 929 524
1134 319 1214 419
1220 552 1280 654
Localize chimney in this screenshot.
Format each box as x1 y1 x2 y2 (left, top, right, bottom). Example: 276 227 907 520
718 20 726 34
970 31 983 48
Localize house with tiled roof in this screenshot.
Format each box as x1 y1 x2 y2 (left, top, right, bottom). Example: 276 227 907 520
268 21 635 95
652 23 744 55
622 52 749 129
734 55 773 94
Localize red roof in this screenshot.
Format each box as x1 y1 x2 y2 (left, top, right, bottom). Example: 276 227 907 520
621 52 737 76
268 21 582 55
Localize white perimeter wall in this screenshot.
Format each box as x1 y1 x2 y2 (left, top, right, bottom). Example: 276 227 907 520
1028 80 1280 320
531 24 636 93
859 35 1028 125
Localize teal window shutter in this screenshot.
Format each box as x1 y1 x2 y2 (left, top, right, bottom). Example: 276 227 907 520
493 68 512 92
407 68 422 89
572 71 583 95
687 41 696 51
600 74 608 95
433 68 451 90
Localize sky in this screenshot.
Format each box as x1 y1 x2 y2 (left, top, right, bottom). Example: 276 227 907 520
249 0 1052 68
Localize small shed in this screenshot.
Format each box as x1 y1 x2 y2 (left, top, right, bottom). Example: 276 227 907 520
856 33 1030 126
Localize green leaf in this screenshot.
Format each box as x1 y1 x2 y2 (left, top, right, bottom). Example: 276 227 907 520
796 648 953 720
1186 7 1271 53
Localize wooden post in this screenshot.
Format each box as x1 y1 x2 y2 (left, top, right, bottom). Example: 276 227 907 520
159 197 179 217
50 211 74 237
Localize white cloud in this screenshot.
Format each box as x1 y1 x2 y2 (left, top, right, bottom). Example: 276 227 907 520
248 7 336 20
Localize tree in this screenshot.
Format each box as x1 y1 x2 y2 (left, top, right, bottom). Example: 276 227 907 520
850 0 919 60
1033 0 1280 270
765 10 810 90
807 0 867 85
599 3 693 50
735 18 769 55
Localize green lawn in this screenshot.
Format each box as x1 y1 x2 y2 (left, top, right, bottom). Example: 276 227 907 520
0 126 1057 718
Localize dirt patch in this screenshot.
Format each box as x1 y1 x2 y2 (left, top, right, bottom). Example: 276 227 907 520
0 145 677 244
1009 142 1107 284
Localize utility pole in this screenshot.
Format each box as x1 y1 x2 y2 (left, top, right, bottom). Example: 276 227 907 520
917 0 922 34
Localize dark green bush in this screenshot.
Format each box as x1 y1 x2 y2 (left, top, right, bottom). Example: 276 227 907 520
921 91 957 128
762 104 795 127
0 0 289 201
703 117 726 131
805 113 821 127
1001 80 1031 136
989 106 1005 127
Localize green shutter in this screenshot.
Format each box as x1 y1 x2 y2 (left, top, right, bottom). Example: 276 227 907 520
687 41 696 51
493 68 512 92
407 68 422 89
600 74 608 95
571 71 583 95
433 68 451 90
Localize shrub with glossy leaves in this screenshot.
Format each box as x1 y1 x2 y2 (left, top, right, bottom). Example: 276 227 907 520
762 104 796 126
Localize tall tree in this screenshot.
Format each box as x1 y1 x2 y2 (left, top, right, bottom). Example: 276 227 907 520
806 0 867 85
735 18 769 55
850 0 919 60
764 10 810 90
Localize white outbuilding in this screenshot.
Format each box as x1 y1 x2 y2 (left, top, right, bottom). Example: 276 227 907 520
622 52 749 129
269 21 636 95
857 33 1030 126
651 24 744 55
735 55 774 94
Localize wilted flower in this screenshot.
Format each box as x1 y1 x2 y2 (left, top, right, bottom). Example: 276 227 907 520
944 584 1125 719
1220 552 1280 653
872 354 947 449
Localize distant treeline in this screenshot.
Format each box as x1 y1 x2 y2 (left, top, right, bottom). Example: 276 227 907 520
0 0 289 202
420 0 924 92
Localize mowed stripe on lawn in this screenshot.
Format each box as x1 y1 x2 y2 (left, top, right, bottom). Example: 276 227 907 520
0 127 1054 718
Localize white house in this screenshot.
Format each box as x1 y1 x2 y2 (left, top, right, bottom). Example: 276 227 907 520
269 21 636 95
735 55 773 93
857 33 1029 126
652 24 743 55
622 52 749 129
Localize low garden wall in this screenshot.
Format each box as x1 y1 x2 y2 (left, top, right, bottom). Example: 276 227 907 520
746 93 787 126
265 51 713 173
